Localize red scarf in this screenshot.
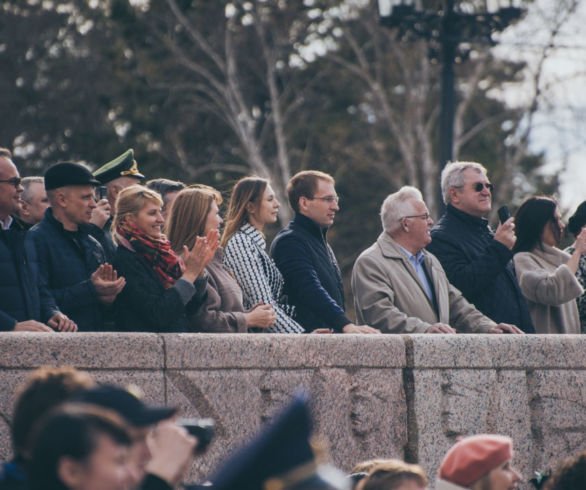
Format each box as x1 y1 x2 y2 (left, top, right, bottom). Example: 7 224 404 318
116 221 185 289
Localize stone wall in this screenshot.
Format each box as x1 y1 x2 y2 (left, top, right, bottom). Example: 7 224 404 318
1 333 585 488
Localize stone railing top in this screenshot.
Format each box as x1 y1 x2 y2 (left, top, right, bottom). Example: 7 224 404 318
406 333 586 369
0 332 584 370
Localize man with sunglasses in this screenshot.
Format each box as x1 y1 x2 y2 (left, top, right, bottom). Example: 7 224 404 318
427 161 534 333
271 170 380 334
0 148 76 332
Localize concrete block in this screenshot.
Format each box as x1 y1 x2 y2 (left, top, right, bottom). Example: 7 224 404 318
162 334 406 369
0 333 164 369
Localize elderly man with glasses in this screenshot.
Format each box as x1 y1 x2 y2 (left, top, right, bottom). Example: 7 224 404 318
426 161 534 333
352 186 517 334
0 147 76 332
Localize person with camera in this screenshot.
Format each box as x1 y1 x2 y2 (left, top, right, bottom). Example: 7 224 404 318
72 385 198 490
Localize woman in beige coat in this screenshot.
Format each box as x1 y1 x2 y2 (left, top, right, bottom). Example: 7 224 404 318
166 187 276 333
512 196 586 334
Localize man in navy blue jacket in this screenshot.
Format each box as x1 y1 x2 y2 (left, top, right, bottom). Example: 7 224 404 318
0 148 76 332
427 161 534 333
30 162 125 331
271 170 379 334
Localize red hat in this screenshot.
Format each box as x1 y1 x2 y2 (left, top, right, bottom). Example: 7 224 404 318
439 434 513 487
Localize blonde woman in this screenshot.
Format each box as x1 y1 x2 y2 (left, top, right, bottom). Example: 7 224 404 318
112 185 214 332
221 177 306 333
167 186 275 332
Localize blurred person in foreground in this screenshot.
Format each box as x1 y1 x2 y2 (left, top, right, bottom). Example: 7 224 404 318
564 200 586 333
0 149 76 332
512 196 586 334
348 459 392 490
166 186 275 332
427 161 534 333
352 186 521 334
0 366 95 490
360 460 428 490
199 391 349 490
437 434 522 490
27 404 133 490
111 185 213 332
542 450 586 490
71 385 197 490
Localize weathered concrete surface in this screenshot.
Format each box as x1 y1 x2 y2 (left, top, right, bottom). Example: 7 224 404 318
0 333 584 488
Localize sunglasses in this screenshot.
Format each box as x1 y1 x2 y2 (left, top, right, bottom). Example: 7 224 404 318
473 182 494 192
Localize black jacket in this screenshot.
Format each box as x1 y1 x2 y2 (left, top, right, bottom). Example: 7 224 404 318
29 208 107 331
112 246 207 332
270 213 351 332
88 216 117 262
0 220 59 331
427 205 535 333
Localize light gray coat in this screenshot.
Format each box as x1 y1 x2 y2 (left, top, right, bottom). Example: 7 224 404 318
513 244 582 334
352 233 496 334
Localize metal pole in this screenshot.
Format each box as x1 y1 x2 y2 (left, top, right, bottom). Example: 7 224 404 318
438 0 456 215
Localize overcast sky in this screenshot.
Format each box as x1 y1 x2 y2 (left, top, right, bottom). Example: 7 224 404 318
494 0 586 213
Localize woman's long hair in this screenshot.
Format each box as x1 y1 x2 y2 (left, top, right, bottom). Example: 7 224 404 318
512 196 559 254
220 177 268 248
166 186 222 254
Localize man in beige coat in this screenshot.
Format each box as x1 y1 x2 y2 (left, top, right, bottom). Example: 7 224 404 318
352 187 524 334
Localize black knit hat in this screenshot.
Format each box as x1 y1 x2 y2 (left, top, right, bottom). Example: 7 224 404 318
44 162 101 191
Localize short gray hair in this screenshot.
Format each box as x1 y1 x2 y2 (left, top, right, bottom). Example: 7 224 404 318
381 186 423 234
441 161 487 205
21 176 44 203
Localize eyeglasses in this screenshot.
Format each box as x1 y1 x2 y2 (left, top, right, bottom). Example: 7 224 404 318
0 177 22 188
473 182 494 192
309 195 339 204
401 213 431 221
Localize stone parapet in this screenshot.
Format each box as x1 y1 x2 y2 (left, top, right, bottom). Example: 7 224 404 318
0 333 584 488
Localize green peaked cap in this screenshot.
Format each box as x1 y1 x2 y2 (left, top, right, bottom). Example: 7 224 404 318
93 148 145 184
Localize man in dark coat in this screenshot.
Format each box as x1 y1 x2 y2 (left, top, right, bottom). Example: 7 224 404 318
29 162 125 331
271 170 379 334
426 161 535 333
0 148 75 332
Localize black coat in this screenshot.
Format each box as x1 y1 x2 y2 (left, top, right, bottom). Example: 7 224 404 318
29 208 107 331
0 221 59 330
270 213 351 332
112 246 207 332
427 205 535 333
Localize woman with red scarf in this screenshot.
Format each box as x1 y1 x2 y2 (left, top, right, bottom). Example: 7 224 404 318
112 185 216 332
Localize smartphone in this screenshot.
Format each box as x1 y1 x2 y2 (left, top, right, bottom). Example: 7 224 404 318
497 205 510 224
98 186 107 200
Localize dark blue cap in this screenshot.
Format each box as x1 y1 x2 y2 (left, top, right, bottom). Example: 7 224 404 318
70 385 177 428
206 391 349 490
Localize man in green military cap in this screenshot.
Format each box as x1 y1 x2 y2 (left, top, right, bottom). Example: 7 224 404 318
89 149 145 259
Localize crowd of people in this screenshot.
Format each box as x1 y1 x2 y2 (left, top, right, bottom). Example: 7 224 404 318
0 367 584 490
2 146 586 335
